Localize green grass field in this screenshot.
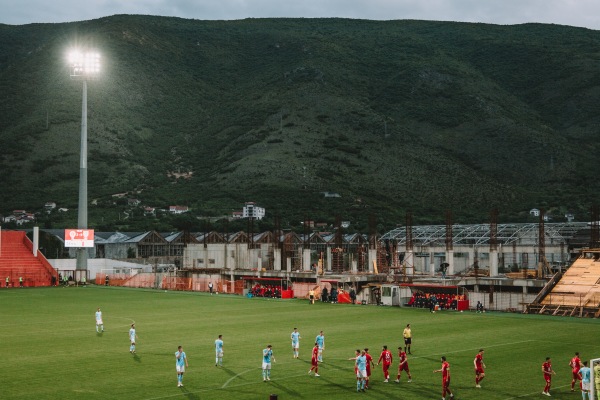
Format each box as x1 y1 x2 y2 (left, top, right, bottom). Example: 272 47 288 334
1 286 599 400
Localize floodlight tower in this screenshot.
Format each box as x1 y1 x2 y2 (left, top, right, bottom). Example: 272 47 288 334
69 50 100 270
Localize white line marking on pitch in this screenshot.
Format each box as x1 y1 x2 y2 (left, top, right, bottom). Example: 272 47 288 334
501 383 571 399
221 368 254 388
143 372 309 400
409 339 536 360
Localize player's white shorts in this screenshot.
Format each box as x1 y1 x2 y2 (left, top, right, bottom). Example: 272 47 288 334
216 350 223 357
176 365 185 373
356 368 367 379
96 319 103 325
292 341 299 348
582 381 590 391
262 362 272 370
130 338 136 344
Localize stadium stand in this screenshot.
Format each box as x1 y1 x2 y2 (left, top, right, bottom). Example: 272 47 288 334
527 250 600 317
0 230 58 287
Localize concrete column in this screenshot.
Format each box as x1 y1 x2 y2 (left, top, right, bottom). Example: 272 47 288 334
33 226 39 257
273 248 281 271
326 247 332 271
430 252 436 276
405 250 414 275
351 259 358 273
446 249 454 275
490 249 498 277
368 249 377 273
468 247 475 270
286 257 292 273
303 248 311 271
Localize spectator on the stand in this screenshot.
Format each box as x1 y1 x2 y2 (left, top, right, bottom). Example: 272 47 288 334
350 287 357 304
330 287 338 303
321 287 329 302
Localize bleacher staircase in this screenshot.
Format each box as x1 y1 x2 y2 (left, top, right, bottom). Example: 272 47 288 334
527 250 600 318
0 230 57 287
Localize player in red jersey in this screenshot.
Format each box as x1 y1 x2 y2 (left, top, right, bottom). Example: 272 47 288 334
364 348 375 389
542 357 556 396
308 342 320 377
377 345 393 382
395 347 412 383
474 349 486 388
570 352 582 391
434 356 454 400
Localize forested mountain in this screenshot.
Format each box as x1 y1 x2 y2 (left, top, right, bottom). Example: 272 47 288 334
1 16 599 231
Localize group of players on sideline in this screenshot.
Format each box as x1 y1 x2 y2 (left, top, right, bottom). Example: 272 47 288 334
94 307 600 397
542 351 600 399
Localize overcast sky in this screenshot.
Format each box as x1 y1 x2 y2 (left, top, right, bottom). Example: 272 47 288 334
1 0 599 30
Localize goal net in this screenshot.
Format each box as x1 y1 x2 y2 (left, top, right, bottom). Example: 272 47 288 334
591 358 600 400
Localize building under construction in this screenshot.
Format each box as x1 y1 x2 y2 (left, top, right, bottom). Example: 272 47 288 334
2 213 599 316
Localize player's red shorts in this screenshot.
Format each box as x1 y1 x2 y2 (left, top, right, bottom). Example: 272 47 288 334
399 363 410 372
475 367 484 375
544 375 552 384
572 371 581 380
366 367 371 377
311 358 318 367
443 378 451 389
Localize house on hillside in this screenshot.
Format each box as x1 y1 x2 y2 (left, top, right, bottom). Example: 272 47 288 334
3 215 16 223
565 213 575 222
44 202 56 211
242 202 265 220
529 208 540 217
169 205 189 214
16 213 35 225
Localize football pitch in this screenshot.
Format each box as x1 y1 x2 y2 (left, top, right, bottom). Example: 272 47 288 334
1 286 599 400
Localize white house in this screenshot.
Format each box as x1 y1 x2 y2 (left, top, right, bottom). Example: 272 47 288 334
529 208 540 217
565 213 575 222
143 207 156 216
242 202 265 220
169 205 189 214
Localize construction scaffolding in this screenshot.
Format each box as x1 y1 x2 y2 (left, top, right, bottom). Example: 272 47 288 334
381 222 587 246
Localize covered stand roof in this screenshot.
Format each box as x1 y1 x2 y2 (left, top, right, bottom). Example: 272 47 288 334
381 222 588 246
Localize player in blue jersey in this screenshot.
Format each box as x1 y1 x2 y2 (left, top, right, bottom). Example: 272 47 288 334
580 361 591 400
355 350 368 392
175 345 189 387
291 328 301 358
95 307 104 333
315 331 325 362
129 323 137 353
215 335 224 366
262 345 276 381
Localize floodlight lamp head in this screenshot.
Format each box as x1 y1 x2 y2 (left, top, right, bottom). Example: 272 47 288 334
69 50 101 78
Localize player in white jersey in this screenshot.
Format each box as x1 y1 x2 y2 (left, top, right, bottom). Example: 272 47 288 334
175 345 189 387
291 328 301 358
95 307 104 333
129 323 137 353
215 334 224 366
